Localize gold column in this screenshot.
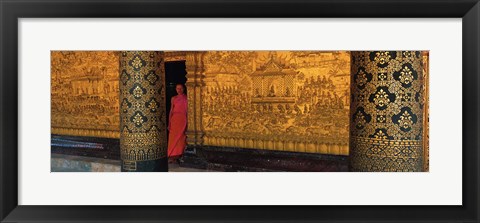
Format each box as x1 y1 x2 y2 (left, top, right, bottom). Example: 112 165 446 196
350 51 425 171
185 51 206 147
119 51 167 172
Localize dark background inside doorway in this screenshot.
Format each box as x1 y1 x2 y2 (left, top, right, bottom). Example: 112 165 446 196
165 61 187 132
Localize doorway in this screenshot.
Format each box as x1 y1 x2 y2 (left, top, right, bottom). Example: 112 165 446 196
164 60 187 143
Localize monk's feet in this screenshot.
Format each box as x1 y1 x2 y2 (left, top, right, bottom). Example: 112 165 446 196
168 156 183 164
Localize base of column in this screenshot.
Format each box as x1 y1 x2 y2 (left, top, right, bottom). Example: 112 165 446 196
349 137 423 172
121 158 168 172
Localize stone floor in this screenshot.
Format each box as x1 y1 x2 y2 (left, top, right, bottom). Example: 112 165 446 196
168 163 212 172
51 154 210 172
51 153 121 172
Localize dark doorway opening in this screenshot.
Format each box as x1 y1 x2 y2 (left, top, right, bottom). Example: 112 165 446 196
164 61 187 135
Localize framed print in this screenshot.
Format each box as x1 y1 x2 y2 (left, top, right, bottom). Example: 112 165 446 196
1 0 479 222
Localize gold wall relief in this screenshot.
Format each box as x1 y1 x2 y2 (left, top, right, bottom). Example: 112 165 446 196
422 51 429 172
51 50 429 170
119 51 167 165
193 51 351 155
165 51 187 62
185 51 207 146
185 52 197 145
51 51 120 138
350 51 425 171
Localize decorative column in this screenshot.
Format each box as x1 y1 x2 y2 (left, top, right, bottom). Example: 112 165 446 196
350 51 425 171
185 52 206 148
119 51 167 172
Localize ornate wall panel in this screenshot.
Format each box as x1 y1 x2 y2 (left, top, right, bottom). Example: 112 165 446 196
185 52 206 146
422 51 429 172
350 51 425 171
119 51 167 172
164 51 187 62
194 51 351 155
51 51 120 138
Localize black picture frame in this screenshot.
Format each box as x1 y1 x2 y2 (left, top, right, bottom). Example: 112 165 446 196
1 0 478 222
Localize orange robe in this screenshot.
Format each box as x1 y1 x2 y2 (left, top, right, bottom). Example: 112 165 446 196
167 94 187 157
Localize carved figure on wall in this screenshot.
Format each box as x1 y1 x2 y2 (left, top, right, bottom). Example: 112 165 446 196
268 85 276 97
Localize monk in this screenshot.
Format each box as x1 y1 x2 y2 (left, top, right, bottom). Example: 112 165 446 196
167 84 188 163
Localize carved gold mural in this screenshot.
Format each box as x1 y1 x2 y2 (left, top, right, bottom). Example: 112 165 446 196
422 52 429 172
165 51 187 62
51 50 429 167
197 51 351 155
51 51 120 138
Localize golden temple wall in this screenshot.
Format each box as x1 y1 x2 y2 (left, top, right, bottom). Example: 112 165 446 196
194 51 351 155
51 51 121 138
51 50 427 162
422 52 429 172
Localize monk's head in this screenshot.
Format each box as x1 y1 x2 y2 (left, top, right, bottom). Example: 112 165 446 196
175 84 185 95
